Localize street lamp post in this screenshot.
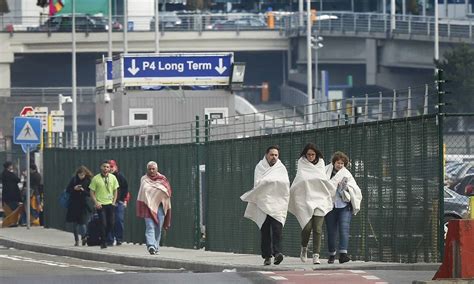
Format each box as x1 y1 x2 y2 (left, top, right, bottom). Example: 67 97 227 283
435 0 439 62
72 0 77 148
306 0 313 125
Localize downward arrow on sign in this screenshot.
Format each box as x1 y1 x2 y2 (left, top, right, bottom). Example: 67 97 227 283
214 58 227 75
127 59 140 75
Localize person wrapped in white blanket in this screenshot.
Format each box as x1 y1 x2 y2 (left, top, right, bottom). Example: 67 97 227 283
240 145 290 266
325 151 362 264
288 143 336 265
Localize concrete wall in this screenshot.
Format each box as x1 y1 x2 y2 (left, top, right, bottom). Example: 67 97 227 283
96 89 236 133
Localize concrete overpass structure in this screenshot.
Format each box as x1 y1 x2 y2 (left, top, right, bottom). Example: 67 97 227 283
1 12 474 92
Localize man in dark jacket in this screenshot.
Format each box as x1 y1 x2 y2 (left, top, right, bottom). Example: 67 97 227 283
108 160 129 246
1 161 23 227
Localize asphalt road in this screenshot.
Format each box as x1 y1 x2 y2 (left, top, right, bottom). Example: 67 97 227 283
0 246 436 284
0 246 270 284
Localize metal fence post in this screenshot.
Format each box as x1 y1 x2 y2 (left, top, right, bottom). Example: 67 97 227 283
436 69 445 261
204 115 209 143
392 90 397 119
407 87 412 117
364 93 369 122
379 92 383 121
195 116 200 144
424 84 429 115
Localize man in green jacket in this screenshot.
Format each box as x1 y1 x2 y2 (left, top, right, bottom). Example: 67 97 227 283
89 160 119 249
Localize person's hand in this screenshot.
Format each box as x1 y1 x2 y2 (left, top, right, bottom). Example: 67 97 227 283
123 201 128 208
95 203 102 209
163 225 169 230
74 185 82 191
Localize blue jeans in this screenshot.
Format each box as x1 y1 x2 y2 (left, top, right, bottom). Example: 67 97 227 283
73 222 87 242
144 204 165 251
325 205 352 255
114 201 126 242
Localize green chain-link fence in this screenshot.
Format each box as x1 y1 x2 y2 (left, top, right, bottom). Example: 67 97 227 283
42 143 200 249
205 114 441 262
19 114 451 263
442 114 474 241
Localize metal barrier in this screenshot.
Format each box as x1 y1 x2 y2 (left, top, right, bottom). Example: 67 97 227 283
2 12 474 42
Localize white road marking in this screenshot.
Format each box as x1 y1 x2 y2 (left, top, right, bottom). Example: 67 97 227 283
258 271 275 274
0 254 125 274
269 276 288 280
375 282 389 284
363 275 381 280
348 270 366 274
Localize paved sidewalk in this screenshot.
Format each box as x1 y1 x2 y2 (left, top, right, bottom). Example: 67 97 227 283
0 226 440 273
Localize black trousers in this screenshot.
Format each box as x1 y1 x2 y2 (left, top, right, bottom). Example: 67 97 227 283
260 215 283 258
97 204 115 245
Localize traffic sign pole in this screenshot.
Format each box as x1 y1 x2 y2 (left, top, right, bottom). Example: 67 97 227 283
26 144 31 229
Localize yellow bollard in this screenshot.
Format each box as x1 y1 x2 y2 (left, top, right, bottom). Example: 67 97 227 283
470 196 474 219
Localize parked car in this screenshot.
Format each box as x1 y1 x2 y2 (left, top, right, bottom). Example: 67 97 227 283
150 12 183 30
453 174 474 196
446 161 474 189
33 14 115 32
209 17 267 30
444 187 471 237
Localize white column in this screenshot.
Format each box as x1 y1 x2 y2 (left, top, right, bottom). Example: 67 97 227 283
124 0 128 54
391 0 396 31
299 0 304 28
155 0 160 53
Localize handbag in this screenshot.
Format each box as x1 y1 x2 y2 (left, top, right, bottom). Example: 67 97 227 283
59 190 70 208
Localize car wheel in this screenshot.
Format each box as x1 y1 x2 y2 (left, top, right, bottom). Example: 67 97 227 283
443 216 460 239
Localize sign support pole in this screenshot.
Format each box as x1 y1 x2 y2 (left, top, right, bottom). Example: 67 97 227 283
26 145 31 229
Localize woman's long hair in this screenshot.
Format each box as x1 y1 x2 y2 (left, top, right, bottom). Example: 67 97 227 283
299 143 323 164
75 165 93 179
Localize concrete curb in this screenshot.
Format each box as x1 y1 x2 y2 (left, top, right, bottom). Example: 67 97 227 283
0 236 441 273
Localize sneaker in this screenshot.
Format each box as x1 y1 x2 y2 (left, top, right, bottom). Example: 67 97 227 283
339 253 351 264
116 241 122 246
148 246 157 255
263 257 271 266
274 253 284 265
100 243 107 249
328 255 336 264
81 236 88 246
300 247 308 262
74 241 79 247
313 253 321 265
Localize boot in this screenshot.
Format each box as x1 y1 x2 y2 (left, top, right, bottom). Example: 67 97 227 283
328 254 336 264
300 247 308 262
339 253 351 264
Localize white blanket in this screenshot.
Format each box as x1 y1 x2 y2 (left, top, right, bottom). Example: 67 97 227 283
325 164 363 215
240 157 290 228
288 157 336 229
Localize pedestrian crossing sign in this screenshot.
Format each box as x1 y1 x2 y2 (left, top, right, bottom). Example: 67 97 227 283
13 116 41 145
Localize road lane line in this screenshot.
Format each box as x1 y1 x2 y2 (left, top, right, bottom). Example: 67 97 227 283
0 254 125 274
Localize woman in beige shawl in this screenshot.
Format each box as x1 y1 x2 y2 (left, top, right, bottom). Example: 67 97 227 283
288 143 336 265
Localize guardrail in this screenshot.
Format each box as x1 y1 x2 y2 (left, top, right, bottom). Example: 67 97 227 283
39 84 437 149
2 12 474 40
